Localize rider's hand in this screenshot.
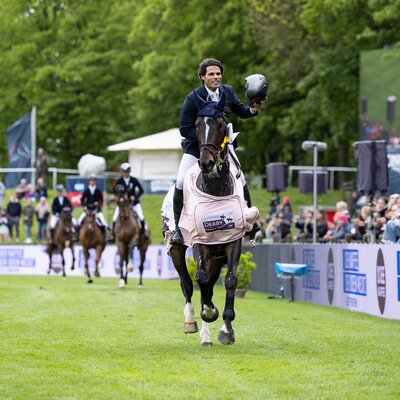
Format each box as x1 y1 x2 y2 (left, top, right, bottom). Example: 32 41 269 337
250 99 266 113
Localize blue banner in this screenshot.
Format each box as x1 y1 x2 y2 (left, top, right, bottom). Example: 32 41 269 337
5 112 32 188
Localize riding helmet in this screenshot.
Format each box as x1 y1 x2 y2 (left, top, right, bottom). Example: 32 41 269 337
244 74 269 106
120 162 131 172
88 174 97 181
56 184 64 192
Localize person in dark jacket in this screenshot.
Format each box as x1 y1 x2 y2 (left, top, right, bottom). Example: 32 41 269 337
171 58 264 244
49 184 77 240
77 174 108 236
6 193 22 242
112 163 148 239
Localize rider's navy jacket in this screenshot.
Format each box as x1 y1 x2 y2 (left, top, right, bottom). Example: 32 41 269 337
179 84 257 158
115 176 144 206
81 187 103 210
52 196 72 216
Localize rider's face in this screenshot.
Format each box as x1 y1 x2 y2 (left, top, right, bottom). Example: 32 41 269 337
201 66 222 91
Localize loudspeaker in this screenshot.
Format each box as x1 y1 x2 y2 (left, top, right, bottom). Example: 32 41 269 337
266 162 287 192
298 170 328 194
387 95 396 124
354 140 388 192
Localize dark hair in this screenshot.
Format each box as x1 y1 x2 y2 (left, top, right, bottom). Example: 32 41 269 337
198 58 224 80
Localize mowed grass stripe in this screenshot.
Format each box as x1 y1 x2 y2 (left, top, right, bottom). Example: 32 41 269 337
1 276 399 400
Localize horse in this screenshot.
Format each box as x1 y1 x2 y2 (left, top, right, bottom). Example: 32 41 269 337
134 221 151 287
114 187 140 288
164 94 258 346
47 206 76 276
79 204 106 283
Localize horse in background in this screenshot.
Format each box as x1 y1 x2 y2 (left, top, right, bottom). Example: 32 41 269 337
114 186 140 288
164 94 257 346
47 206 76 276
79 203 106 283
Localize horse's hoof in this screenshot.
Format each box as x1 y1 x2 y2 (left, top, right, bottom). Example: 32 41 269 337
184 321 198 334
127 266 133 273
201 305 219 323
47 270 50 275
119 279 126 288
138 283 144 288
94 271 100 278
217 329 235 345
200 341 213 347
87 279 93 284
71 266 75 271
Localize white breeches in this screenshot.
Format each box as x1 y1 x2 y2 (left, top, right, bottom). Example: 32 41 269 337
78 211 107 227
112 203 144 222
176 147 246 190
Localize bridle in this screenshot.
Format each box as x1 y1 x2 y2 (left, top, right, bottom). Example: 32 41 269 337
198 114 230 169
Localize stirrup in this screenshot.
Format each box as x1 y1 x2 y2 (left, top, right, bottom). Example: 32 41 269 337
171 227 184 245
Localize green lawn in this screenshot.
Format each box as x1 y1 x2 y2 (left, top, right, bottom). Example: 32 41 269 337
1 276 399 399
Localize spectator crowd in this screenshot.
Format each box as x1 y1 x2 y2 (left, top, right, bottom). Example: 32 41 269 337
258 192 400 245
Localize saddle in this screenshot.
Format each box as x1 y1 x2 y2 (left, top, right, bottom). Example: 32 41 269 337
162 164 259 247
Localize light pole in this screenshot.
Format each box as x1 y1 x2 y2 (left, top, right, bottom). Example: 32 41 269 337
301 141 327 244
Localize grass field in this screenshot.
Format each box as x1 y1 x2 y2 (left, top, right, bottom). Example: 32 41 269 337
1 276 399 399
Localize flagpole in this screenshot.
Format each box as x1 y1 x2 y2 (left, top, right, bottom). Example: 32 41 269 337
31 106 37 186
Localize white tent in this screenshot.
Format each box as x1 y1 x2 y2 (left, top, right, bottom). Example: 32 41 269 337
107 128 182 180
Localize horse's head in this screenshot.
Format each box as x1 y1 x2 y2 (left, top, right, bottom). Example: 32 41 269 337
195 92 229 175
60 206 73 222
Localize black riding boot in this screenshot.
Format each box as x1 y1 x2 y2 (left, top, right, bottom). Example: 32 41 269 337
50 228 55 243
101 226 106 242
170 187 184 245
140 220 149 240
243 184 260 238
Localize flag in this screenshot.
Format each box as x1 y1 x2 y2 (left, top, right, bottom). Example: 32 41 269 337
5 107 36 188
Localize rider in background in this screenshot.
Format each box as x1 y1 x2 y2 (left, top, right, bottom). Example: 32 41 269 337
112 163 149 240
78 174 108 240
171 57 264 245
49 184 77 242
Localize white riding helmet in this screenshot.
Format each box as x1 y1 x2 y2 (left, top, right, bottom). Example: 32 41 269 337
120 162 131 172
88 173 97 180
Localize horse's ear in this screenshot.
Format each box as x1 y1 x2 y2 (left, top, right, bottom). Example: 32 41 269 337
193 90 206 108
216 91 226 112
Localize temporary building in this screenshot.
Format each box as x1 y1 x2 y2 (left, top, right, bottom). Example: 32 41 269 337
107 128 182 192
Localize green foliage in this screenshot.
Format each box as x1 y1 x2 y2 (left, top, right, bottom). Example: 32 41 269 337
1 0 400 173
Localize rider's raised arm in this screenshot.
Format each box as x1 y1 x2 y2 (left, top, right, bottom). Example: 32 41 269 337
224 85 257 120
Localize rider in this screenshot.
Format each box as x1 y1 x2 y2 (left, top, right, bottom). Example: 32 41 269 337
170 58 264 245
112 163 149 240
77 174 108 240
49 184 77 242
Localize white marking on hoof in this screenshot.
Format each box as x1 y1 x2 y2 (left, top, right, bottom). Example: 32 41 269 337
199 321 212 346
184 303 195 323
119 279 126 288
127 259 133 272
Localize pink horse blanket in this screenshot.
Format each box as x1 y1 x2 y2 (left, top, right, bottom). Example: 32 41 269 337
162 164 259 246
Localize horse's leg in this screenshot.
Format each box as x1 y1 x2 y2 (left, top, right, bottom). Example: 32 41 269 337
193 244 219 323
94 246 101 278
118 243 126 288
138 245 145 287
47 244 53 274
199 320 212 347
83 247 92 283
70 243 75 271
170 244 198 334
217 239 241 345
60 247 66 277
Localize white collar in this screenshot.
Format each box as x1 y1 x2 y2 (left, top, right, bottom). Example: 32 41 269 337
205 87 220 101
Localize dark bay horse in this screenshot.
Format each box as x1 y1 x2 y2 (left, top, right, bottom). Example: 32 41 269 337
114 188 140 288
47 207 76 276
166 94 244 346
79 205 106 283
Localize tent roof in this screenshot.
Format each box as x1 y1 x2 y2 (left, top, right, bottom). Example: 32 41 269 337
107 128 182 151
